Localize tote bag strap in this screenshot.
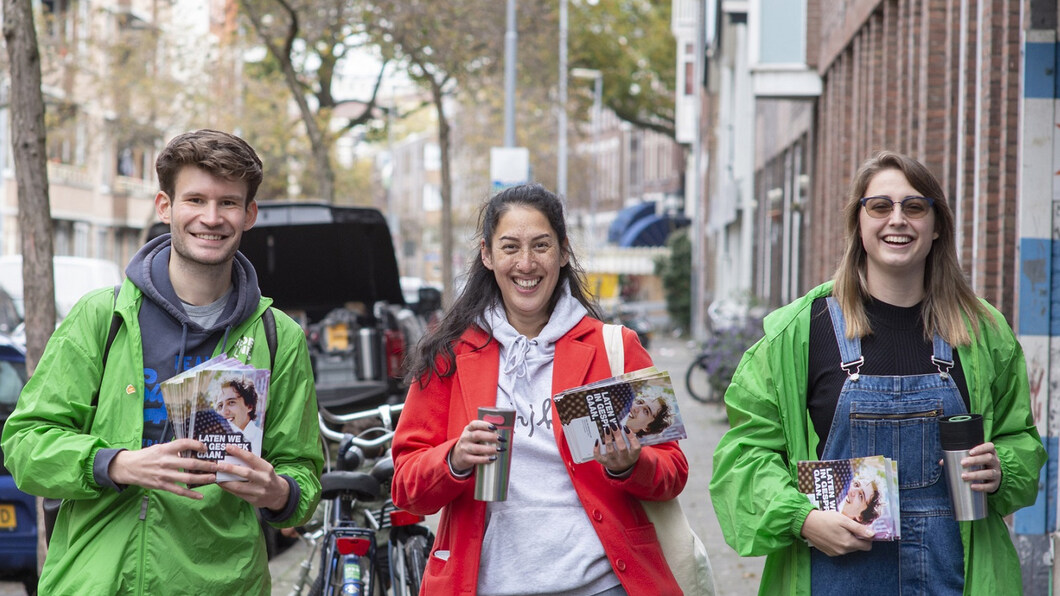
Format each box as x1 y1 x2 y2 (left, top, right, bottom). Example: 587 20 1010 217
602 323 624 377
603 324 716 595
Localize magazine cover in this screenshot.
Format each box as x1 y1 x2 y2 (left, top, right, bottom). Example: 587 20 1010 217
796 455 901 541
160 355 271 482
552 367 687 464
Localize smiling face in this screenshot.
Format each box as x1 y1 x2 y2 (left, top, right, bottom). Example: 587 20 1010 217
626 396 663 434
481 205 569 338
215 384 253 431
157 165 257 271
840 478 878 524
859 168 938 293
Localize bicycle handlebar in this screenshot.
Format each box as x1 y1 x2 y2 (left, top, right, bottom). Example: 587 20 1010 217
317 403 404 445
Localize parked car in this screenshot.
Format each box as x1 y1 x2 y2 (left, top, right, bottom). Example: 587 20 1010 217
149 200 413 412
0 333 36 595
0 255 122 320
401 276 444 331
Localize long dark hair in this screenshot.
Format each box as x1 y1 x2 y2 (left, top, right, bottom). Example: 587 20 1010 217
405 184 601 387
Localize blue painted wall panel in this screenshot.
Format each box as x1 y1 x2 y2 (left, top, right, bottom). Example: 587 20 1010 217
1015 437 1056 534
1025 41 1058 99
1019 238 1051 336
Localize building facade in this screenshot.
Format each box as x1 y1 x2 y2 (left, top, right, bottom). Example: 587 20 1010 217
1 0 243 269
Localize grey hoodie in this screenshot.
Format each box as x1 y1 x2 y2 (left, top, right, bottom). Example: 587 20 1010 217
476 282 621 596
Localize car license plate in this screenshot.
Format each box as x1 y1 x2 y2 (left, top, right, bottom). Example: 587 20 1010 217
0 503 15 529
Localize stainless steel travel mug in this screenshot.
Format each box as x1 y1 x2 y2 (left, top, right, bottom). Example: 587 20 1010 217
939 414 988 521
474 407 515 502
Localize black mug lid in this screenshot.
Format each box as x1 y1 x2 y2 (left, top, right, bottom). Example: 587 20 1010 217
938 414 983 450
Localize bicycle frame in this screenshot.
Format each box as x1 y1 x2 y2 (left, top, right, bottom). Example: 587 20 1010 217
293 403 433 596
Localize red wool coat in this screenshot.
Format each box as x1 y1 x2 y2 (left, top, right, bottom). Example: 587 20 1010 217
391 317 687 596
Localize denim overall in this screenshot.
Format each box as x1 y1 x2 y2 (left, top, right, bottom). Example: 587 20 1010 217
810 298 964 595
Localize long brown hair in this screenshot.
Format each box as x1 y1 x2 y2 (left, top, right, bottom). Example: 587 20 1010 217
832 151 988 344
404 184 601 387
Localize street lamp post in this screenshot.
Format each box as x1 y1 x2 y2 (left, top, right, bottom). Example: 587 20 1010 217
571 68 602 264
504 0 517 147
558 0 568 199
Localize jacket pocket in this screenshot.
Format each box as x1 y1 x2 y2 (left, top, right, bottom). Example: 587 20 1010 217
624 521 659 545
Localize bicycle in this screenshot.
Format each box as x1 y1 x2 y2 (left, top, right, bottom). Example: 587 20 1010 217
684 351 721 404
685 315 766 404
288 403 433 596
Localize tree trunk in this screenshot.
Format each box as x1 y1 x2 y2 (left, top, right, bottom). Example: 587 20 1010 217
239 0 335 202
4 0 56 574
431 82 454 308
3 0 55 373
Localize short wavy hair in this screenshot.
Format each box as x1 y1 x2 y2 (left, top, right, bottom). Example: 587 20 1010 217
156 129 263 203
220 378 259 422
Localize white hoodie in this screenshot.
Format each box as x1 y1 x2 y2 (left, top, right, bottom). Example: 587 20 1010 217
476 282 621 596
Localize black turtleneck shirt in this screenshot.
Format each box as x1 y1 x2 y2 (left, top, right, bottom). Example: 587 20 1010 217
807 297 971 458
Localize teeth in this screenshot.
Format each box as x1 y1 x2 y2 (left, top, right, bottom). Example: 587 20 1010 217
883 235 911 244
197 234 223 241
515 278 540 289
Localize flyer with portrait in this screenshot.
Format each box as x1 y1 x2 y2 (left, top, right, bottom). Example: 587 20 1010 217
160 355 271 482
797 455 901 541
552 367 687 464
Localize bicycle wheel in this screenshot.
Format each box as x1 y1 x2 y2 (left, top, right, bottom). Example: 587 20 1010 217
403 534 428 594
388 537 409 596
685 357 716 403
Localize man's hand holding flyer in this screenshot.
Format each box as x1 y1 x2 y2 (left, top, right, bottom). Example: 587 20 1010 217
160 355 270 482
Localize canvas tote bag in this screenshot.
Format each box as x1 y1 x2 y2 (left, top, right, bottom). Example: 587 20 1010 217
602 323 715 596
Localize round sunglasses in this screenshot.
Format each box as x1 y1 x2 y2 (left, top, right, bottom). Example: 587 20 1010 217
859 195 935 219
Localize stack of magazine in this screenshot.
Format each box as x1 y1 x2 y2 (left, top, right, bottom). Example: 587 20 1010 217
797 455 900 540
552 367 687 464
160 355 270 482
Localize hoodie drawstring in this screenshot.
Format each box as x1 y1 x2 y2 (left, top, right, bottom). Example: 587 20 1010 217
177 324 189 371
219 326 232 356
502 335 532 380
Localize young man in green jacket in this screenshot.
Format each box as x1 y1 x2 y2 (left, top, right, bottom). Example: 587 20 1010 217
1 129 323 595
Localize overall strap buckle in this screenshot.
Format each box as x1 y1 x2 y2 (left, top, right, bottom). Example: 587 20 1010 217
841 357 865 382
931 333 954 380
931 356 953 380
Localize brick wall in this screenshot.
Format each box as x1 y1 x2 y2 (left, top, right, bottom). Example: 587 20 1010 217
808 0 1021 319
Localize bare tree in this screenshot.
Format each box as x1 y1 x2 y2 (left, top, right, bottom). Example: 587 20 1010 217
4 0 56 573
238 0 389 202
3 0 55 373
364 0 505 306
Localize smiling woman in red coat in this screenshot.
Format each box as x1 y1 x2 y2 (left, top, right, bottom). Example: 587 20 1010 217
391 184 688 596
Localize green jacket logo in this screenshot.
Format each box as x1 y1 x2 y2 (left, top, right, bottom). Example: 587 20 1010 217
232 336 254 363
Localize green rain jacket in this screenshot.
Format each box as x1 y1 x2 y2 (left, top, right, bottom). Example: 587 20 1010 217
710 282 1045 595
1 281 323 595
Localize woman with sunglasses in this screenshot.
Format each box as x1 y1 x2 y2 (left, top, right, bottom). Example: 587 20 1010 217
710 151 1044 594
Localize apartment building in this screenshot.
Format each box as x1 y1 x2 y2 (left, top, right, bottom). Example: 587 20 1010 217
0 0 242 268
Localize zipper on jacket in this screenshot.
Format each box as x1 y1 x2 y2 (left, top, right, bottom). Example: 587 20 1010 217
850 409 940 420
137 494 149 596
